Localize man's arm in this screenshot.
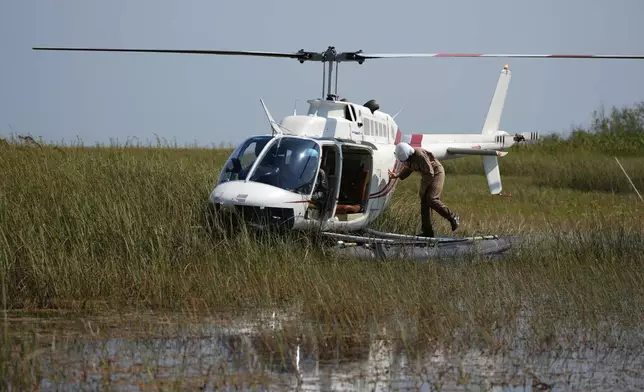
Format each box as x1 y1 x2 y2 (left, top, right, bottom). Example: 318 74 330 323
318 169 328 193
396 165 413 180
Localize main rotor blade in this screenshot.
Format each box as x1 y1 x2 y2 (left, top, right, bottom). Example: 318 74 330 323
32 47 309 59
355 52 644 60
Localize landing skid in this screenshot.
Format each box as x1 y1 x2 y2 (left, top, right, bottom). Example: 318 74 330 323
323 228 516 261
322 228 500 246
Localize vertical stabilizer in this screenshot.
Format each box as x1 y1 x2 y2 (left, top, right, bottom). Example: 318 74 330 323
481 65 511 135
483 155 502 194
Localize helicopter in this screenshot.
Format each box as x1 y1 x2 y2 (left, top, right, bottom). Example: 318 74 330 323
32 45 644 239
207 60 528 235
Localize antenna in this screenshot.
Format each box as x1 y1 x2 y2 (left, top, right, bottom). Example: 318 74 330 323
392 108 404 119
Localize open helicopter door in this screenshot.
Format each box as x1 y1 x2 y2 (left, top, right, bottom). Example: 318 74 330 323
326 145 342 221
305 143 342 223
333 143 373 222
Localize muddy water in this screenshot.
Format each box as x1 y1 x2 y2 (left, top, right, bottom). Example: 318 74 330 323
2 310 642 391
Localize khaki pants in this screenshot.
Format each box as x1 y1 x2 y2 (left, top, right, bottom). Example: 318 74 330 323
419 164 454 236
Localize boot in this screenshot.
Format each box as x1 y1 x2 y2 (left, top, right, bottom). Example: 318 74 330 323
449 214 460 231
417 223 435 238
416 230 434 238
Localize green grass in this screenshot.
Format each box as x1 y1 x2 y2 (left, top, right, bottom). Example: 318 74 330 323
1 103 644 390
1 103 644 346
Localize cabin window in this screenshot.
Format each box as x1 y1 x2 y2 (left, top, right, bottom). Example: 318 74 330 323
349 105 357 121
308 105 344 118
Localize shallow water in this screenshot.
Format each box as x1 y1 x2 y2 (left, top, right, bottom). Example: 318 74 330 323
2 309 642 391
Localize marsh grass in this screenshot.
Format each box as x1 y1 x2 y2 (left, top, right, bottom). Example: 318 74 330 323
1 105 644 350
2 116 644 389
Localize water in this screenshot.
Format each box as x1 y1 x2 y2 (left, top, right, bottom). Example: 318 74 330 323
2 309 642 391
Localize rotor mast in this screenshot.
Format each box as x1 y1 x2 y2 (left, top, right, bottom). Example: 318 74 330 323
290 46 368 100
323 46 341 100
307 46 362 100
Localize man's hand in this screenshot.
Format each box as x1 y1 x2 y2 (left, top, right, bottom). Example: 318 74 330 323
388 169 398 179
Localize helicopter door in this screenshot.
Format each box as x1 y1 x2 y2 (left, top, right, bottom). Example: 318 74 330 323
306 144 342 222
328 146 342 220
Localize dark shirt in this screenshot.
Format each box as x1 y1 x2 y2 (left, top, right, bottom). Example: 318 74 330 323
311 168 328 202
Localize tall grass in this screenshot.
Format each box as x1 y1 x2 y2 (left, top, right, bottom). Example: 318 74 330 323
1 103 643 346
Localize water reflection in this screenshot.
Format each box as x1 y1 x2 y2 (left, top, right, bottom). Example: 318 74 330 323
3 310 643 391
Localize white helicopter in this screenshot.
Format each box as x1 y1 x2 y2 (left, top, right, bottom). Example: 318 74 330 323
208 61 526 234
32 46 644 239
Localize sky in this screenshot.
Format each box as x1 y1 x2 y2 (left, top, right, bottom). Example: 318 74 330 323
1 0 644 147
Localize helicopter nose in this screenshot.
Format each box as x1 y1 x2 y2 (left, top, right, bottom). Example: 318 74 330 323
210 180 308 207
208 180 308 229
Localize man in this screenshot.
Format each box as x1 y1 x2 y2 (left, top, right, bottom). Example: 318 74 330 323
388 142 460 237
310 152 329 211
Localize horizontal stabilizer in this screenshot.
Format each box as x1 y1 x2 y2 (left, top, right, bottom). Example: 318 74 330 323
447 147 508 157
482 156 502 194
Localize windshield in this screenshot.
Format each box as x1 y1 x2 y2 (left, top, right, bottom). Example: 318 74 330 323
217 135 273 184
248 137 321 195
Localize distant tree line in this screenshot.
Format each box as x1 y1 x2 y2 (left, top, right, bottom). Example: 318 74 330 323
535 101 644 156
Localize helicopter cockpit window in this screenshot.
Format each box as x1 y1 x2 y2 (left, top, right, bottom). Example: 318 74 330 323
217 135 272 184
248 137 321 196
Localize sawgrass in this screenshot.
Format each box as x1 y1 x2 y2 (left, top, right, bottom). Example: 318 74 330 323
1 103 644 350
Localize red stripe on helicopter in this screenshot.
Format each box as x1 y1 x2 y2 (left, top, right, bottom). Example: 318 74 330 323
410 134 423 147
369 181 393 199
394 128 402 145
369 161 401 199
369 179 398 199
